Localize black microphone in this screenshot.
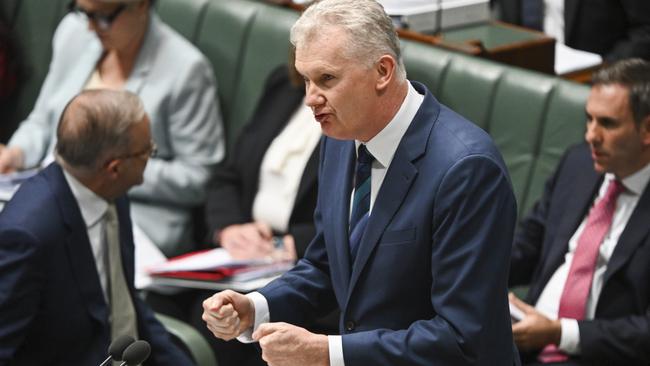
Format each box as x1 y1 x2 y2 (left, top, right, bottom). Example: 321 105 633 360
118 340 151 366
99 335 136 366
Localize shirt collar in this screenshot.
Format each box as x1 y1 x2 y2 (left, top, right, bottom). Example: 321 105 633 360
357 81 424 167
609 161 650 196
62 169 108 228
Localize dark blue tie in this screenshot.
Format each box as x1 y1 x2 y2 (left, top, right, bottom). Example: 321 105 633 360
349 144 373 261
521 0 543 30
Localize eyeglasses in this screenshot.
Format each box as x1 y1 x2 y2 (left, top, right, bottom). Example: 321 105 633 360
116 140 157 161
67 1 128 32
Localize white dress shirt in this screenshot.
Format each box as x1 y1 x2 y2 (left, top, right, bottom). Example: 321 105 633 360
62 168 110 301
239 82 424 366
535 163 650 354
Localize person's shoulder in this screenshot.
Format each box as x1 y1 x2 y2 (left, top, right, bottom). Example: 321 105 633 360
153 16 207 64
52 13 95 48
0 174 59 238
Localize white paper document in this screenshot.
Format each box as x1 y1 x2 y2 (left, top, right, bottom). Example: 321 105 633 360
555 43 602 75
147 247 270 274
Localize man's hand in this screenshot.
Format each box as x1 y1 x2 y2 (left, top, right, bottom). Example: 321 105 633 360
218 222 274 260
202 290 255 341
510 293 562 351
253 322 329 366
0 145 24 173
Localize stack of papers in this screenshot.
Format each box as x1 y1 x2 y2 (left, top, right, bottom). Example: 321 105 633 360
555 43 602 75
147 248 293 282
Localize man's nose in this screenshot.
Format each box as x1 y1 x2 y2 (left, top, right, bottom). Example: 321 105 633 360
305 84 324 108
585 122 600 145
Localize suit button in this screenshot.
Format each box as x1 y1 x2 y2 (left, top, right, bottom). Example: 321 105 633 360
345 321 355 331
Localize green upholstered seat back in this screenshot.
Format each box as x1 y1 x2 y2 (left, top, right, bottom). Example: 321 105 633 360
402 39 588 216
155 0 210 43
226 4 298 145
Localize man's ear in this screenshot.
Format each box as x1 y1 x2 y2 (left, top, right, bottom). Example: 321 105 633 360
641 115 650 146
375 55 397 91
104 158 122 179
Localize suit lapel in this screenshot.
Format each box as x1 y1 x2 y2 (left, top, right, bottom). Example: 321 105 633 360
330 142 356 290
46 164 108 325
603 183 650 284
346 83 435 299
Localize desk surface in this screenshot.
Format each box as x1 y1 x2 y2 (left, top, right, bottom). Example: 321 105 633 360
441 21 551 50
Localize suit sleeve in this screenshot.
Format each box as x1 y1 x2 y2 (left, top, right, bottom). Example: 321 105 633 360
289 222 317 259
128 57 225 206
0 229 46 363
604 0 650 61
578 311 650 365
340 154 517 365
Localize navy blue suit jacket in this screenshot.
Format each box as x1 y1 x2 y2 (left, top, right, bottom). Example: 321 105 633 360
259 82 520 365
510 143 650 365
0 163 193 366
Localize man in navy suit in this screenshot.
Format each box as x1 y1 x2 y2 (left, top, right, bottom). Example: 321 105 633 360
0 89 194 365
509 59 650 365
202 1 519 365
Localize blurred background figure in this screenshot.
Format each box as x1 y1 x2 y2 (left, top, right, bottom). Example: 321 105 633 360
0 89 194 366
0 0 224 256
205 55 320 263
495 0 650 62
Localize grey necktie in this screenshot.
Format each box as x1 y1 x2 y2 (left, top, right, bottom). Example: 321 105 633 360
105 204 138 346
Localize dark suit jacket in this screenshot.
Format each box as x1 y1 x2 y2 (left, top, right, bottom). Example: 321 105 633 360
0 163 193 366
205 65 319 258
510 143 650 365
259 82 520 365
498 0 650 62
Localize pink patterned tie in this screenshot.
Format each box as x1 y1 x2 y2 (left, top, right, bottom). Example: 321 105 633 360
538 179 625 363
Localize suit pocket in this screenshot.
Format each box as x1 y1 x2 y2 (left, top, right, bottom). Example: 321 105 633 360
379 228 416 246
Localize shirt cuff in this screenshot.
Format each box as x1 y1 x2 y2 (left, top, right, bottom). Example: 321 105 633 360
236 292 270 343
558 318 581 355
328 335 345 366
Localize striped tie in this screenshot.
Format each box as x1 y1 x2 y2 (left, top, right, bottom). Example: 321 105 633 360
349 144 374 261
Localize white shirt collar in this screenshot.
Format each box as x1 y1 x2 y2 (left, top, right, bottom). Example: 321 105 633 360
611 161 650 196
62 168 108 228
356 82 424 167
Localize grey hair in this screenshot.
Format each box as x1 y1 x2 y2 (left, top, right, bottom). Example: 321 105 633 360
592 58 650 126
56 89 145 170
290 0 406 80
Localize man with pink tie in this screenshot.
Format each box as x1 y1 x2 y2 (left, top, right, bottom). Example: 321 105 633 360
508 58 650 365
